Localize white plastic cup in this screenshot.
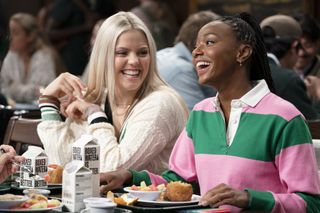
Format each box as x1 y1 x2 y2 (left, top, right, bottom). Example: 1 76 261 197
87 202 116 213
82 197 115 213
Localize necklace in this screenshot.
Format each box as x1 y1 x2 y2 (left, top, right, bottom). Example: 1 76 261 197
116 104 131 108
113 104 131 116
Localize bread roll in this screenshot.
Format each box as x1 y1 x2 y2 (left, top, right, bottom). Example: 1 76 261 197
47 164 63 184
165 181 193 201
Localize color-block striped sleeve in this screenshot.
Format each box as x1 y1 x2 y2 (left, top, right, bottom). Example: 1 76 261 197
39 102 62 121
129 169 187 185
296 193 320 213
130 169 193 188
245 189 275 212
273 116 320 212
247 115 320 212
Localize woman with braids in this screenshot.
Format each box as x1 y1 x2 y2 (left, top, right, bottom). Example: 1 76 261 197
100 12 320 212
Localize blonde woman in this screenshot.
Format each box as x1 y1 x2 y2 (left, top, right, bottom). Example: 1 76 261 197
37 12 188 174
0 13 56 104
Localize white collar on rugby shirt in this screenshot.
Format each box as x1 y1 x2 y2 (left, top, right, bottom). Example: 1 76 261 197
213 80 270 108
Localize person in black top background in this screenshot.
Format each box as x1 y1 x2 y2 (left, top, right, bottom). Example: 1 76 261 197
261 14 319 120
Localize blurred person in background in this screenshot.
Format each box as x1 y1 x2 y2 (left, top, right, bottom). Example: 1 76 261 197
0 13 56 104
157 11 218 110
45 0 97 76
45 0 113 76
261 14 319 119
37 0 55 32
294 14 320 111
131 0 178 50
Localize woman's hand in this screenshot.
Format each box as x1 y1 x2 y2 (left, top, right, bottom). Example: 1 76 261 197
64 98 101 120
42 73 87 99
199 183 249 208
0 145 25 183
100 169 132 194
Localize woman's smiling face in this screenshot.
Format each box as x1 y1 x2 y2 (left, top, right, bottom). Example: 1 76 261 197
9 20 30 53
192 21 240 88
114 29 150 94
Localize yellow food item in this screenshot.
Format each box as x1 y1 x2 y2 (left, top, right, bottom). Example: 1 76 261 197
106 191 114 201
114 194 138 206
165 181 193 201
28 193 48 201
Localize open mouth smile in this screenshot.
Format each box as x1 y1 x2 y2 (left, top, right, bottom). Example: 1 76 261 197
196 61 212 75
122 69 140 78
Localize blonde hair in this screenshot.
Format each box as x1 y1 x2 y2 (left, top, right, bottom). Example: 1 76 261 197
87 11 188 115
10 13 45 55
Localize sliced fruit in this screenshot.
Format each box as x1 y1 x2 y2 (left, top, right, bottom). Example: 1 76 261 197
47 199 60 208
30 200 47 209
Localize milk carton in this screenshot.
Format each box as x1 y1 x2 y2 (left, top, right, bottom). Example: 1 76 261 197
62 160 92 212
72 134 100 196
20 146 48 188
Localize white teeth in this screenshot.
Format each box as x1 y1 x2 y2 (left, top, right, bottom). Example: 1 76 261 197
123 70 139 75
196 61 210 68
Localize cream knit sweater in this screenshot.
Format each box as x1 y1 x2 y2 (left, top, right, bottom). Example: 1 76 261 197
37 89 188 174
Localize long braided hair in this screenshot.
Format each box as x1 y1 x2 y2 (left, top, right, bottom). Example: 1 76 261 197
218 12 275 92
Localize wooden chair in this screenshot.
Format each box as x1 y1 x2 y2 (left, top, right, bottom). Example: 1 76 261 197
3 116 43 155
307 119 320 139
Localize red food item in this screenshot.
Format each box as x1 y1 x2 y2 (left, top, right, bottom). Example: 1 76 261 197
131 185 139 190
149 184 158 191
21 202 32 208
44 174 50 182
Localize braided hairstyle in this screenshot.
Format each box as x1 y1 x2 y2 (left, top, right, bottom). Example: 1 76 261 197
218 12 275 92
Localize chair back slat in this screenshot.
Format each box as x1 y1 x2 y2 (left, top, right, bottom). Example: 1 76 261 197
3 116 42 154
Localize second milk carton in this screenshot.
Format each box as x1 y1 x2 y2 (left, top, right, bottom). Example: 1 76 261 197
62 160 92 212
20 146 48 188
72 134 100 196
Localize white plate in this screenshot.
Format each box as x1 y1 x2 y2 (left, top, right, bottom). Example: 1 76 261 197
137 194 201 207
124 187 161 201
0 203 63 212
0 195 28 209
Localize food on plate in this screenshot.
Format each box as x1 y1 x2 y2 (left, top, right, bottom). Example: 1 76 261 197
130 181 165 191
19 198 60 209
106 191 114 201
165 181 193 201
28 193 47 201
29 200 48 209
113 193 138 206
44 164 63 184
0 194 25 201
47 199 61 208
17 193 60 210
